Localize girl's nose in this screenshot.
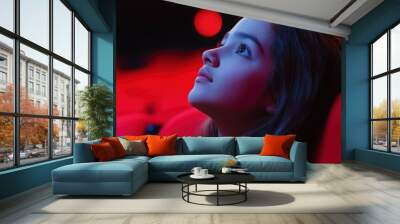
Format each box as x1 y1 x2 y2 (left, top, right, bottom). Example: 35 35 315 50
202 48 220 67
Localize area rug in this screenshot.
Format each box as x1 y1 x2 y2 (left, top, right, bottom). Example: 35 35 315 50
37 183 362 214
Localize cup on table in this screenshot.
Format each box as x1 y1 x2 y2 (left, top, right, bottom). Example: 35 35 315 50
191 167 202 176
199 168 208 176
221 167 232 174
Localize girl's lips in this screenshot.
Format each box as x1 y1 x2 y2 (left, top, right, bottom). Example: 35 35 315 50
196 69 213 83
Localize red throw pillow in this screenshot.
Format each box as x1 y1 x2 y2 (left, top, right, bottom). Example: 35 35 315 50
146 134 177 157
91 142 117 161
101 137 127 158
260 134 296 159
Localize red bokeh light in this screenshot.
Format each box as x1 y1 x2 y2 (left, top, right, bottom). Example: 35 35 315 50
194 10 222 37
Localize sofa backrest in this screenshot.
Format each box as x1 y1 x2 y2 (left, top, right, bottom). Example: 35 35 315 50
178 137 235 155
235 137 264 155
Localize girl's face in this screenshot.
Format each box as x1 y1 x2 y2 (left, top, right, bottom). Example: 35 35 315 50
188 18 275 117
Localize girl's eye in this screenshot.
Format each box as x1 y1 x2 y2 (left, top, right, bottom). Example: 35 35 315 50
236 43 251 57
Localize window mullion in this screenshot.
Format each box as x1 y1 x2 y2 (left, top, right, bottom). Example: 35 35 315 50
13 0 20 167
48 0 53 160
71 10 76 155
388 30 391 152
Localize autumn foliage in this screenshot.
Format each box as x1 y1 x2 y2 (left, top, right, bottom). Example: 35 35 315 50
0 84 59 151
372 99 400 143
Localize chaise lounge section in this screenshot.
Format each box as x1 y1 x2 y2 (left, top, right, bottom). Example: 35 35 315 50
52 137 307 196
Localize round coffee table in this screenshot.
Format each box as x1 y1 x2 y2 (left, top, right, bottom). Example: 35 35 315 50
177 173 255 206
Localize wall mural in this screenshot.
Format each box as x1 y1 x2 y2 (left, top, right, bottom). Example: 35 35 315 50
117 0 342 163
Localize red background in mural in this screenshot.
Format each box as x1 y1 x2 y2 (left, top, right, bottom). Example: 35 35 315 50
116 0 342 163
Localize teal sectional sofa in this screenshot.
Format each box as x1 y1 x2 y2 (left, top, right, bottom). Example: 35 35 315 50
52 137 307 196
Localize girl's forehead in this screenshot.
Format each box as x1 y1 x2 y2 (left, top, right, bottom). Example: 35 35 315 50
229 18 275 51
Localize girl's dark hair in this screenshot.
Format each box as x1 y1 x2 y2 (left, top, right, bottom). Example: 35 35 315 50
204 23 341 143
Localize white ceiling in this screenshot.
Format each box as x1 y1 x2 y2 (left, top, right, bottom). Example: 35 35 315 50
164 0 384 38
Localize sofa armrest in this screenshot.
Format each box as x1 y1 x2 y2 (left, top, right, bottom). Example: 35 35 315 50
289 141 307 181
73 140 100 163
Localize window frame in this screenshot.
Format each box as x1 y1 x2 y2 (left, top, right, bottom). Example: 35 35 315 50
370 20 400 154
0 0 92 171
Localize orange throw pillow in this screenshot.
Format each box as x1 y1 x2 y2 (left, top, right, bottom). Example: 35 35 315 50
124 135 148 141
91 142 117 161
101 137 127 158
260 134 296 159
146 134 177 157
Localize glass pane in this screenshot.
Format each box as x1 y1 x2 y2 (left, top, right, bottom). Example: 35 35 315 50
75 120 88 143
391 120 400 153
20 117 49 165
74 17 89 70
53 0 72 60
53 59 72 117
53 119 72 158
0 34 14 112
20 44 49 115
0 116 13 170
391 72 400 118
74 69 89 118
372 121 388 151
372 33 387 76
391 24 400 70
0 0 14 31
372 77 387 119
20 0 49 49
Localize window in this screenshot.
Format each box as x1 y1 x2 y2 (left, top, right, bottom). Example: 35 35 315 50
35 83 40 95
0 0 14 32
28 81 34 94
42 85 46 97
0 55 6 67
371 23 400 154
74 17 89 70
28 67 34 80
0 34 13 112
35 70 40 81
0 71 6 85
0 0 91 170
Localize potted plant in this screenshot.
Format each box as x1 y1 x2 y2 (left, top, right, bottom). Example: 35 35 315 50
79 84 113 140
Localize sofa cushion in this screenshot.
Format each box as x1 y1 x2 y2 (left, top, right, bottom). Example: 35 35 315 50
179 137 235 155
91 142 118 161
148 154 235 172
236 155 293 172
52 159 147 183
236 137 263 155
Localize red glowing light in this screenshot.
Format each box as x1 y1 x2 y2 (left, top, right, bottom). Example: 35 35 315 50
194 10 222 37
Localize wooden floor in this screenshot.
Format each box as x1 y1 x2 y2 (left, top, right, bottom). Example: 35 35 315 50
1 162 400 224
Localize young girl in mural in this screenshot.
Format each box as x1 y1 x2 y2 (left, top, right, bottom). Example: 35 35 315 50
188 18 341 144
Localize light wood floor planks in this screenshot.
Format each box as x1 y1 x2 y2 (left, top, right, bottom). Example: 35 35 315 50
1 162 400 224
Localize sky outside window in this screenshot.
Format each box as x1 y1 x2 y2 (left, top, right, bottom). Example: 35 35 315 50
0 0 14 32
